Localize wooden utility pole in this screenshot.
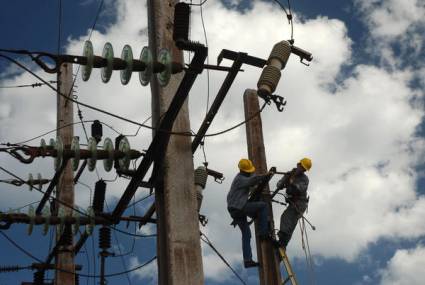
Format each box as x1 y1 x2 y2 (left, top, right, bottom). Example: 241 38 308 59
147 1 204 284
244 89 282 285
55 63 75 285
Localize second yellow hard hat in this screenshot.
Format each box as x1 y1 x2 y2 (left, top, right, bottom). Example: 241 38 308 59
238 158 255 173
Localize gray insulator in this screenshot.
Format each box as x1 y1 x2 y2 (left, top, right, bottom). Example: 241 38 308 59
257 65 281 94
268 40 291 68
194 166 208 189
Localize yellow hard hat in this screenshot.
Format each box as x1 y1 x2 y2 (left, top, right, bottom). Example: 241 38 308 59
300 158 312 171
238 158 255 173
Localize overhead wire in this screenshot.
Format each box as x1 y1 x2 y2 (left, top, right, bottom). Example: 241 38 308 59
272 0 294 42
200 232 247 285
0 228 156 278
10 119 127 146
0 81 56 89
0 53 270 139
0 166 152 239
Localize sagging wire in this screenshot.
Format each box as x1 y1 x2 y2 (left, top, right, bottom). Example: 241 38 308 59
125 193 153 210
77 181 93 208
272 0 294 42
111 196 137 259
7 119 129 146
1 200 41 213
187 0 208 6
0 53 270 139
200 232 247 285
0 166 151 239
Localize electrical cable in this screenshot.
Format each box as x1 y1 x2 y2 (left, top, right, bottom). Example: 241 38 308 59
0 229 157 278
0 53 270 138
0 81 56 89
105 201 132 285
0 230 44 263
272 0 294 42
110 226 156 238
0 167 151 240
187 0 208 6
11 120 95 145
1 200 41 213
200 232 247 285
10 119 127 146
125 193 153 210
111 196 137 259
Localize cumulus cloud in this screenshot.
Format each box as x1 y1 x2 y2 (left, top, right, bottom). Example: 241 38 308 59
0 0 424 283
355 0 425 68
128 256 158 284
379 245 425 285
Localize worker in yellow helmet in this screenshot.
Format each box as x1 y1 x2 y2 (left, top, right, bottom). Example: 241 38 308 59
227 158 271 268
276 158 312 249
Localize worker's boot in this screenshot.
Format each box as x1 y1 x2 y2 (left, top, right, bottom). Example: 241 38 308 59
277 231 290 250
244 259 260 268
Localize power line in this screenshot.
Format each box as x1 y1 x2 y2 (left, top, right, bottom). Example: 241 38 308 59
0 81 57 89
0 166 152 239
0 229 157 278
200 232 247 285
0 51 271 138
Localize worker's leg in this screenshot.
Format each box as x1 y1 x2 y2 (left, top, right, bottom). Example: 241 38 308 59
279 202 308 248
278 205 299 248
243 201 268 236
236 217 252 261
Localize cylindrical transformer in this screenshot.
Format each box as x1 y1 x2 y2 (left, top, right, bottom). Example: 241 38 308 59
257 40 292 97
173 3 191 43
194 166 208 211
93 180 106 213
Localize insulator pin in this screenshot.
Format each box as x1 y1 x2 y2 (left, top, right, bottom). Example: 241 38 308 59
99 227 111 250
257 65 281 94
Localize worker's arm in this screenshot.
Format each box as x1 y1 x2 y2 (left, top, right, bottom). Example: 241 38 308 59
276 168 296 189
238 174 267 190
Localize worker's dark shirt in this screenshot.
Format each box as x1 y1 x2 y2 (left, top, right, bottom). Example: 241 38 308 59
277 172 309 199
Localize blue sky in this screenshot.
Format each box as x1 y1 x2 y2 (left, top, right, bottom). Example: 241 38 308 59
0 0 424 285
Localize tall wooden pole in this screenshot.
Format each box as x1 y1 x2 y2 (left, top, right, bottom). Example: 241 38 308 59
147 1 204 284
244 89 282 285
55 63 75 285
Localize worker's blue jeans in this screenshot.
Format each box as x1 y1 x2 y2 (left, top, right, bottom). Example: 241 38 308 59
230 201 268 261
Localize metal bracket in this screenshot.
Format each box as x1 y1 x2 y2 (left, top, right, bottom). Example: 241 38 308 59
199 214 208 227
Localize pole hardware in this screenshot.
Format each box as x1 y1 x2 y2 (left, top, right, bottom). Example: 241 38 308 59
1 136 143 172
0 43 182 87
0 212 155 227
0 174 49 189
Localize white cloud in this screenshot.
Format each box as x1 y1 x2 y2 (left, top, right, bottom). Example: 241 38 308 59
1 0 424 283
355 0 425 68
129 256 158 284
379 245 425 285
